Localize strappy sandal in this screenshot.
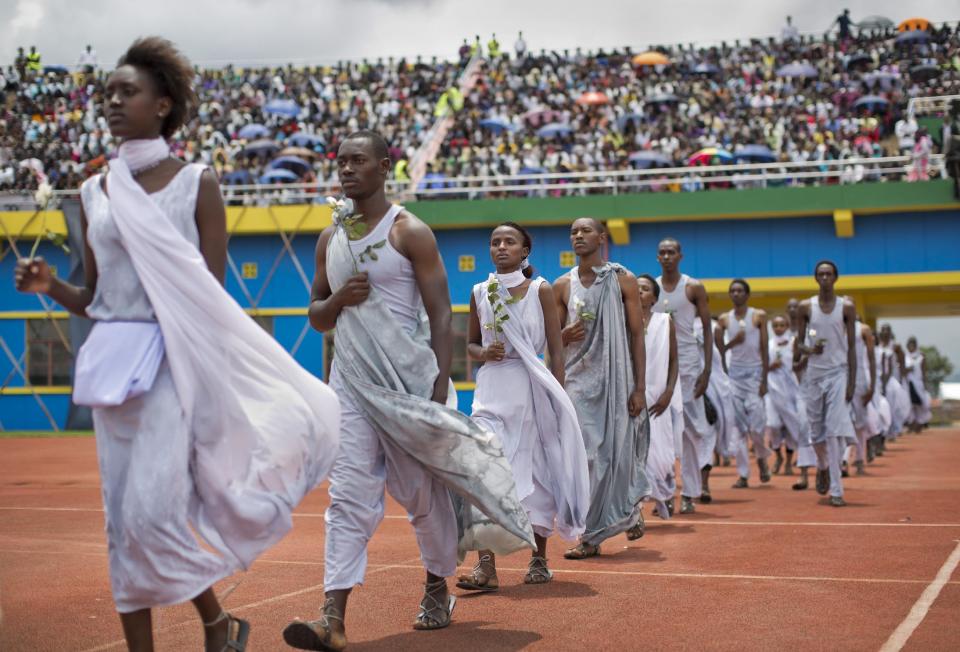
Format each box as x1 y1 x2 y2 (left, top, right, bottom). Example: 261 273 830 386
524 556 554 584
626 512 645 541
413 579 456 631
563 543 600 560
455 554 499 592
282 597 346 651
203 611 250 652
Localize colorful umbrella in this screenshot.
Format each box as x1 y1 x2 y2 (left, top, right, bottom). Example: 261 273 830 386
280 147 319 160
523 108 565 126
687 148 733 166
844 53 873 70
898 17 930 32
692 63 720 75
576 91 610 106
632 51 670 67
616 113 645 131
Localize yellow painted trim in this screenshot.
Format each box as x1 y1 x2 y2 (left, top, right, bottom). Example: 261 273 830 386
1 386 71 395
701 271 960 294
453 304 469 313
606 218 630 245
0 311 69 319
453 382 476 391
1 205 333 238
833 209 854 238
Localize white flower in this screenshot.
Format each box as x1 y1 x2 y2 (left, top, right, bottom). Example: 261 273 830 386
34 182 53 209
573 297 585 312
325 196 355 226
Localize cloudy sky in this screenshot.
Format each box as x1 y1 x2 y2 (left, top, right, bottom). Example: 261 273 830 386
5 0 958 375
3 0 955 68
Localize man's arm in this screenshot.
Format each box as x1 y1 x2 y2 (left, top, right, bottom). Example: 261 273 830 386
398 214 453 404
793 301 811 366
843 300 858 402
863 325 876 404
757 309 769 396
540 282 566 386
619 271 646 415
713 317 729 375
689 280 712 397
307 227 370 332
553 274 584 346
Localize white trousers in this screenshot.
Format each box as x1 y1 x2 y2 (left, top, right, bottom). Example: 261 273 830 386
814 437 845 498
678 370 713 498
93 363 234 613
735 429 770 479
323 395 458 592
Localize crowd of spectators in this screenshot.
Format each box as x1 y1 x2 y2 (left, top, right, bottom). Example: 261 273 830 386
436 19 959 190
1 15 958 204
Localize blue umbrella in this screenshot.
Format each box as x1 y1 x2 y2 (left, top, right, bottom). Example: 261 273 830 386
734 144 776 163
864 71 900 88
238 124 270 140
646 93 680 104
692 63 720 75
536 123 573 138
223 170 251 184
43 65 69 75
896 30 931 44
268 155 312 174
240 139 280 157
616 113 645 131
285 132 325 149
479 117 515 133
264 99 301 117
776 63 818 78
854 95 890 110
418 172 450 191
258 168 300 184
628 151 672 168
845 52 873 70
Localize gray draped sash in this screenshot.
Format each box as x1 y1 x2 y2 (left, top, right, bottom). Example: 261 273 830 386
564 263 651 545
325 225 536 554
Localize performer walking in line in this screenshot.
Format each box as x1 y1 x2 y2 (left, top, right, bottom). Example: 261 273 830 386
904 337 933 431
15 37 342 652
715 279 771 488
765 315 812 480
284 132 533 651
848 317 878 476
637 274 679 520
794 261 858 507
554 218 650 559
877 324 911 442
457 223 589 590
653 238 713 513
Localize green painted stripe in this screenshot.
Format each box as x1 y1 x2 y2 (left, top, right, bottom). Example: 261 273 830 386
407 180 957 229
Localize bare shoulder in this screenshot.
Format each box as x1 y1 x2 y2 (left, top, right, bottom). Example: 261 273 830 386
717 312 729 327
616 267 638 289
799 298 812 312
537 279 556 304
755 308 768 320
553 272 571 288
393 208 438 259
393 208 434 238
315 225 336 255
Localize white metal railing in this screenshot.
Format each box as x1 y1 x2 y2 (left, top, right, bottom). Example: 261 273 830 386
0 154 946 210
908 95 960 119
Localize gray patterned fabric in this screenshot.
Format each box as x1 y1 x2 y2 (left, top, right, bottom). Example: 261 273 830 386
565 263 651 546
325 226 536 556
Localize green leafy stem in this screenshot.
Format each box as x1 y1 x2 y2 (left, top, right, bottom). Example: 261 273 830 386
483 279 520 343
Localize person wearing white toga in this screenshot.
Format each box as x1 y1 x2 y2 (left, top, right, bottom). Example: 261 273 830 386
715 279 771 488
653 238 713 514
904 337 933 431
15 37 342 652
794 261 857 507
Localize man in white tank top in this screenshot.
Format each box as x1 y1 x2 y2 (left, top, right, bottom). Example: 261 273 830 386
284 132 468 649
653 238 713 514
715 279 770 488
847 317 877 476
794 261 857 507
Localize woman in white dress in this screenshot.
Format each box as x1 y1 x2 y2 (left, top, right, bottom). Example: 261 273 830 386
905 337 933 431
637 274 679 519
14 38 339 651
457 222 589 592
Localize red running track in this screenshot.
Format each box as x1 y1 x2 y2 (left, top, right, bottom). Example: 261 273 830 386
1 429 959 651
